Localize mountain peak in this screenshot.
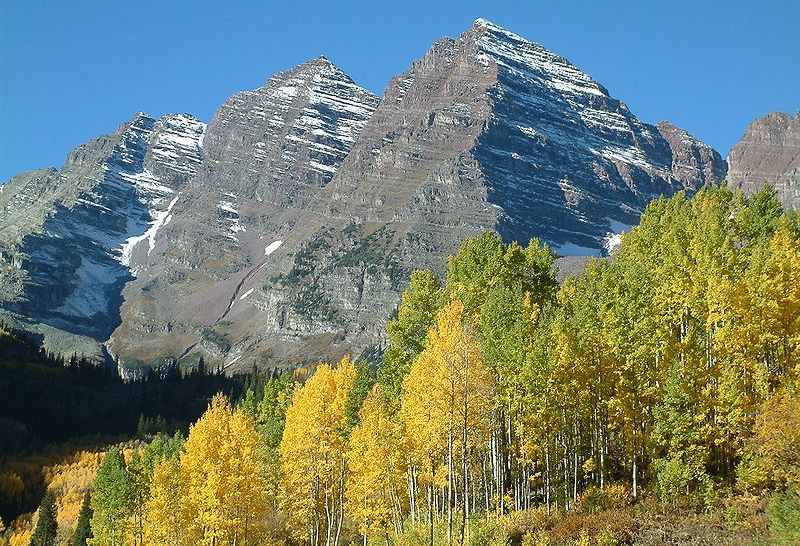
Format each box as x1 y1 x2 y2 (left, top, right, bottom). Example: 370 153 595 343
472 17 497 29
471 17 535 45
273 56 362 89
0 18 730 371
129 111 154 123
302 55 334 69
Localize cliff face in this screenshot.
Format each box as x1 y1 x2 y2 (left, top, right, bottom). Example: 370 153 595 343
0 20 728 372
726 112 800 209
0 113 205 356
228 19 727 369
105 58 380 371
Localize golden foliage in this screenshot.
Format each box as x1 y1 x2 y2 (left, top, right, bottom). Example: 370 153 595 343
279 356 356 543
180 394 267 546
345 385 406 537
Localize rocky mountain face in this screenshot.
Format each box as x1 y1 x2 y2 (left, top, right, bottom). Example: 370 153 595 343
0 20 727 372
726 111 800 209
105 57 380 372
228 19 726 368
0 113 205 357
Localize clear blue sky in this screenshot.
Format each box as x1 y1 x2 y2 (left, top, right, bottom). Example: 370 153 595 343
1 0 798 182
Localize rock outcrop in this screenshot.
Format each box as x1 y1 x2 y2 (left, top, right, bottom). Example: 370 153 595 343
726 112 800 209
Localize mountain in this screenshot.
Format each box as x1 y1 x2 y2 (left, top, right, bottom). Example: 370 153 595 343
218 19 725 368
105 57 380 372
726 111 800 209
0 20 726 371
0 113 205 358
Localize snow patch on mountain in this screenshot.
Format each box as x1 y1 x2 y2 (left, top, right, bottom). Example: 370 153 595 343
54 258 120 318
120 194 181 268
265 240 283 255
602 218 634 254
239 288 254 300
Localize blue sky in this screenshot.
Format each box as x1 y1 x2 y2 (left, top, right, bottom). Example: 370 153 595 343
1 0 798 181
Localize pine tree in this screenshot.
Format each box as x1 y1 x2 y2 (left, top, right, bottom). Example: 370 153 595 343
70 492 93 546
89 448 131 546
29 491 57 546
345 363 376 429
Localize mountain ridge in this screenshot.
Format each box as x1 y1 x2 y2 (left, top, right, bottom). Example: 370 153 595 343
0 19 748 372
726 111 800 209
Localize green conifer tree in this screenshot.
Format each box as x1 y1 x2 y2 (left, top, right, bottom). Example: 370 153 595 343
70 492 93 546
29 491 57 546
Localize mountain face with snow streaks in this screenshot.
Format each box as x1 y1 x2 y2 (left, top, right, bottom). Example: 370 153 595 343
240 19 726 368
104 58 380 370
0 114 204 350
0 20 731 369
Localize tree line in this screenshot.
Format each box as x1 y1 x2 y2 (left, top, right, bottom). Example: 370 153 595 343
15 185 800 545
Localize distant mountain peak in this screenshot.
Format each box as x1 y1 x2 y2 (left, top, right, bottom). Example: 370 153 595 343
472 17 508 32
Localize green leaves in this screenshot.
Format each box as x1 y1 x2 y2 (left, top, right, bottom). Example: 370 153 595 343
89 448 131 546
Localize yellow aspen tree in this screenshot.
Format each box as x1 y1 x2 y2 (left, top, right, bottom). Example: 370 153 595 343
345 385 406 545
279 357 356 546
143 458 183 546
400 337 450 546
401 298 494 546
179 394 266 546
758 220 800 380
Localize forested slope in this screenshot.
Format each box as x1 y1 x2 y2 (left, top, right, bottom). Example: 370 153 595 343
2 185 799 545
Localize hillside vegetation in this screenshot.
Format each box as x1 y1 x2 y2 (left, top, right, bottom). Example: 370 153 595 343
1 185 799 546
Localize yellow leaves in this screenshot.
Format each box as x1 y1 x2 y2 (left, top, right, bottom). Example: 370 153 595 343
7 528 31 546
345 386 405 536
279 356 356 541
759 221 800 376
401 298 495 481
745 389 800 488
180 394 267 546
144 458 182 546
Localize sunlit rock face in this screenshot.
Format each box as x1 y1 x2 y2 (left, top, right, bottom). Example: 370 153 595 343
0 113 204 344
246 19 725 368
726 111 800 209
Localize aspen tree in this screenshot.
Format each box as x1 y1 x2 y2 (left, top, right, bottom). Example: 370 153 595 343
280 357 356 546
345 386 406 545
180 395 266 546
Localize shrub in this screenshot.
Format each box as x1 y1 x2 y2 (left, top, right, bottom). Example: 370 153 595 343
469 517 507 546
521 529 550 546
653 458 714 509
549 510 632 545
767 486 800 545
575 484 632 515
739 390 800 491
